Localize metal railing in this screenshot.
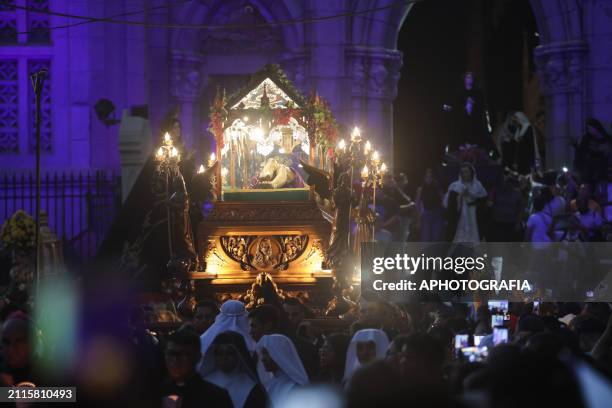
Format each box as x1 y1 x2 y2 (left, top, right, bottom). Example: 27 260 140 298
0 170 121 261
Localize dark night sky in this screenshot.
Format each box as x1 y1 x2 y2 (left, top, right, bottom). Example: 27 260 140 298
393 0 537 191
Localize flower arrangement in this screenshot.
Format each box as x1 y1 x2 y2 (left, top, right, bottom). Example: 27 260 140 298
305 93 339 149
208 88 228 148
1 210 36 250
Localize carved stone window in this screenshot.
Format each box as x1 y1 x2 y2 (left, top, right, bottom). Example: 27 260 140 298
0 60 18 153
0 57 52 155
0 0 17 44
27 0 50 43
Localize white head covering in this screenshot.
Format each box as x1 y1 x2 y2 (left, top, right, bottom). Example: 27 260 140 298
200 300 255 355
443 164 487 209
257 334 309 407
343 329 390 383
497 111 531 144
199 331 260 408
257 334 309 385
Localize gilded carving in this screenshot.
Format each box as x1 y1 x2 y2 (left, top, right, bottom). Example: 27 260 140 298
219 234 309 271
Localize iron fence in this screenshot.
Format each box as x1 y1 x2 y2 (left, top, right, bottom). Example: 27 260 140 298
0 170 121 260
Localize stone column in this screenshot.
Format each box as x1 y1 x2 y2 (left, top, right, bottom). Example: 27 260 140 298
307 0 348 123
170 52 205 149
347 47 402 168
534 41 587 170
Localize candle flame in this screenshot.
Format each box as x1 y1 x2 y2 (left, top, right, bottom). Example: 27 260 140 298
380 163 387 173
337 139 346 150
198 164 205 174
351 126 361 142
372 150 380 162
163 132 171 143
361 165 369 179
156 147 164 158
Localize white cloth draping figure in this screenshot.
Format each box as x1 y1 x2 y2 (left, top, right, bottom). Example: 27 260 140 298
201 300 256 356
256 334 309 408
496 111 539 174
342 329 390 385
444 164 487 244
199 330 267 408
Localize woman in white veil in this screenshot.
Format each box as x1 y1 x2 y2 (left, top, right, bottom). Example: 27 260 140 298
199 330 267 408
444 163 487 244
256 334 309 407
343 329 390 385
201 300 255 357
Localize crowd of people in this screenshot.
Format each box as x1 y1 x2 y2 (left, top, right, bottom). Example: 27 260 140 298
3 286 612 407
161 292 612 407
1 70 611 406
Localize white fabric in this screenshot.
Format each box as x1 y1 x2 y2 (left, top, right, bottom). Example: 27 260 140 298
498 111 531 144
343 329 390 383
257 334 308 407
512 112 531 140
200 300 255 356
444 168 487 244
198 333 258 408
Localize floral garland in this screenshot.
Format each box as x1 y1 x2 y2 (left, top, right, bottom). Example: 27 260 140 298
208 90 228 148
271 103 300 126
305 93 339 149
1 210 35 250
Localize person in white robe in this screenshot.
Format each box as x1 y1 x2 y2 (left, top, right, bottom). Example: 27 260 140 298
256 334 309 407
199 330 267 408
201 300 256 357
444 163 487 244
342 329 389 385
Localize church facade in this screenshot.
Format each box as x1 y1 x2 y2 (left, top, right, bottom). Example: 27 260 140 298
0 0 611 172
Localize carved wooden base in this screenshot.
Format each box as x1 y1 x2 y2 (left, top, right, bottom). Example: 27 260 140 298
192 200 333 304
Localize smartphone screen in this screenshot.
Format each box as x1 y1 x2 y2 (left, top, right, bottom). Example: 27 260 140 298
491 314 505 328
493 327 509 345
455 334 469 349
473 335 485 346
488 300 509 314
461 346 488 363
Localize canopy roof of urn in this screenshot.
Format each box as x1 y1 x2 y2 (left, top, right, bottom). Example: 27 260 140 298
225 64 305 110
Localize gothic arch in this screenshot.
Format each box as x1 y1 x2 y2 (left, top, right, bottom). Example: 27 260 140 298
350 0 413 49
171 0 300 53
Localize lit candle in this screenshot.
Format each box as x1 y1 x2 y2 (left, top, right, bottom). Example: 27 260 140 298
364 140 371 154
170 147 178 158
361 164 369 179
351 127 361 142
243 116 249 122
372 150 380 164
209 152 216 167
337 139 346 151
163 132 171 144
156 147 164 159
198 164 205 174
253 127 264 140
380 163 387 173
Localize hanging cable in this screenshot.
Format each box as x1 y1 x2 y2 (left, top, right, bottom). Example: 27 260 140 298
0 0 420 34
